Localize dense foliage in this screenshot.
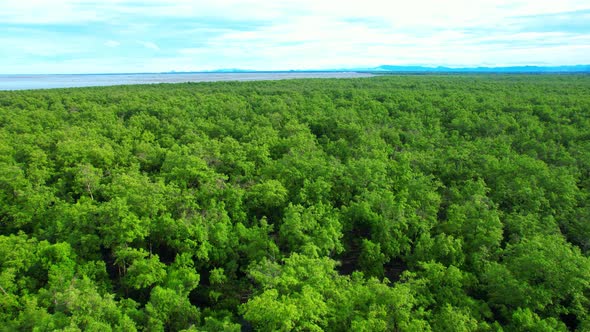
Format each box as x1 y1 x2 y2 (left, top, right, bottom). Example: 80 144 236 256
1 75 590 331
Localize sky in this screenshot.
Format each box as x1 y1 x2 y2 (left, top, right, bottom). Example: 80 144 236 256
1 0 589 74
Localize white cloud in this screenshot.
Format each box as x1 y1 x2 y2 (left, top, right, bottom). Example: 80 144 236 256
0 0 589 73
104 40 120 47
0 1 102 24
2 0 587 25
138 41 160 51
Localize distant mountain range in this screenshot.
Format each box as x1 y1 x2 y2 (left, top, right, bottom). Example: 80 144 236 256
367 65 590 73
202 65 590 74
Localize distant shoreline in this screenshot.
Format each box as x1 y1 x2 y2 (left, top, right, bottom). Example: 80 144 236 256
0 71 361 77
1 71 588 91
0 72 374 91
2 64 589 77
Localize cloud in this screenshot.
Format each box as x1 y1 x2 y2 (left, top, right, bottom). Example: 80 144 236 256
0 0 589 73
510 9 590 33
105 40 120 48
138 41 160 51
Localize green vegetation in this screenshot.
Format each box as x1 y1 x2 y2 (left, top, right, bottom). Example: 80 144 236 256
1 75 590 331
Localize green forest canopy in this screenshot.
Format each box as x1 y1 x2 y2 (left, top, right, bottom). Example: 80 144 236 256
1 75 590 331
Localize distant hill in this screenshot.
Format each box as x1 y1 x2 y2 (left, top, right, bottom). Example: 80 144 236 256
369 65 590 73
203 65 590 74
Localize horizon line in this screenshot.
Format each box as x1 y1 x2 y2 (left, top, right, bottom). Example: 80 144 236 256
2 64 590 76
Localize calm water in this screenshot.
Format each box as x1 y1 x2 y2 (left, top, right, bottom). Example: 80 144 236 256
0 72 374 91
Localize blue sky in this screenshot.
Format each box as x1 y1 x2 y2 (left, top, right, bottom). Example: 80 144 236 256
1 0 589 74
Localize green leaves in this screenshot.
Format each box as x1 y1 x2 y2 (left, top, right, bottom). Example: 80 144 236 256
98 198 149 248
279 203 343 257
483 235 590 325
125 254 167 290
244 179 288 219
2 76 590 330
439 179 503 269
145 286 200 331
241 287 326 332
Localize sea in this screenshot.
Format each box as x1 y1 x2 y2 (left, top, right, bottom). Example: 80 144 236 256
0 72 374 91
